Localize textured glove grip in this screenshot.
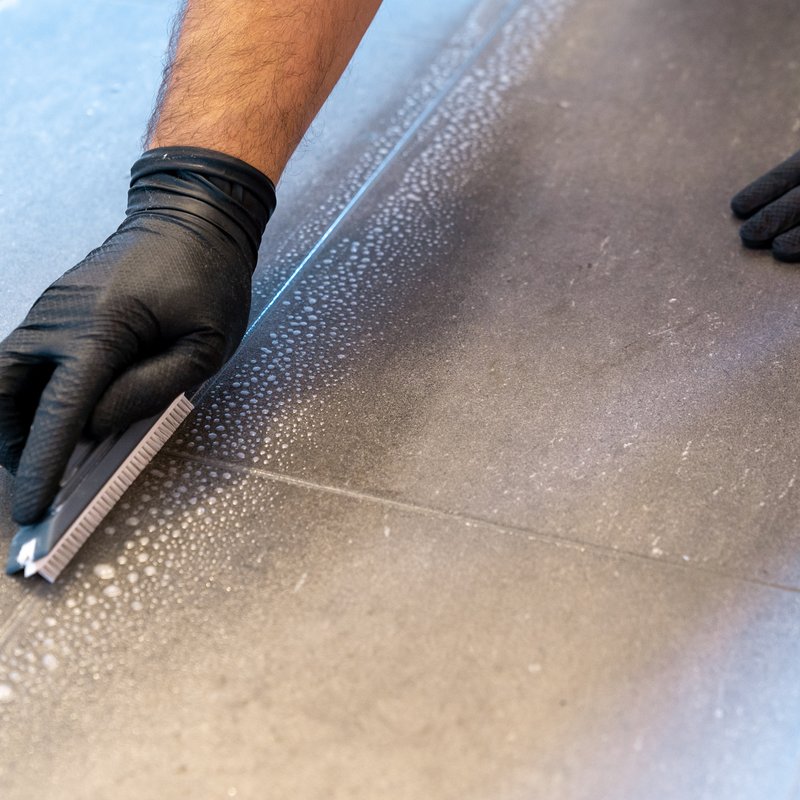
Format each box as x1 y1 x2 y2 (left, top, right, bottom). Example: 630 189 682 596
128 146 277 267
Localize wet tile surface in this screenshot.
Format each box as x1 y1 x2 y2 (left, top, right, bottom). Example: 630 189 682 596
186 0 800 587
4 0 800 798
1 456 800 800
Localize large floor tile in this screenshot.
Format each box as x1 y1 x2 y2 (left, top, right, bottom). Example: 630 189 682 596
0 455 798 799
184 0 800 587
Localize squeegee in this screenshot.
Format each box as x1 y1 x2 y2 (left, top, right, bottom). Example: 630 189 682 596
5 394 194 582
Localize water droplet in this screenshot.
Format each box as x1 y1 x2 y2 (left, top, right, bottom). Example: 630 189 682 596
42 654 59 672
93 564 115 581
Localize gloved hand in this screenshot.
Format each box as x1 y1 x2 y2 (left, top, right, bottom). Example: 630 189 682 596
731 148 800 261
0 146 276 524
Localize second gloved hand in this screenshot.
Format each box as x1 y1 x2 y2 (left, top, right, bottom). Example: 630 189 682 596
731 147 800 261
0 146 276 524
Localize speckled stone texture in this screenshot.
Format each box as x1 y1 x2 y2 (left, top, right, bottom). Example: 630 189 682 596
3 0 800 798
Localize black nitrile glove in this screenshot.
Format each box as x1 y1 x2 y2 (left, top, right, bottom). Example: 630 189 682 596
0 146 276 524
731 148 800 261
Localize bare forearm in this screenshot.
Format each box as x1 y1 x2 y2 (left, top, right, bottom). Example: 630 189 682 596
146 0 383 181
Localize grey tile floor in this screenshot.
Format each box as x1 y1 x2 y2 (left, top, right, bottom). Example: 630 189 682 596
2 0 800 798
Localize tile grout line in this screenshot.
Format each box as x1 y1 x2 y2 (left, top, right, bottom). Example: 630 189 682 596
166 448 800 597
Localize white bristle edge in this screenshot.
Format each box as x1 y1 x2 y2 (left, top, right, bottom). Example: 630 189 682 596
32 394 194 583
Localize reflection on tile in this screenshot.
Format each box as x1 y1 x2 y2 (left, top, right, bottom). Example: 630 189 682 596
0 0 177 330
187 0 800 586
0 456 798 799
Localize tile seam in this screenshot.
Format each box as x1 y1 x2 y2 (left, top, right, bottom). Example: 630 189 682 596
166 448 800 597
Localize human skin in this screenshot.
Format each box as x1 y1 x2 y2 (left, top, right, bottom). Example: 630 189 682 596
147 0 384 182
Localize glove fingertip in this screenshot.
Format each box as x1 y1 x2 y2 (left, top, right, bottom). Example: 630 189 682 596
731 190 758 220
12 433 72 523
12 449 66 524
772 230 800 263
12 485 52 526
739 222 772 249
772 250 800 264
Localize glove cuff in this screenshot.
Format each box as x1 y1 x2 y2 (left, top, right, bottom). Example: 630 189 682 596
128 146 278 269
